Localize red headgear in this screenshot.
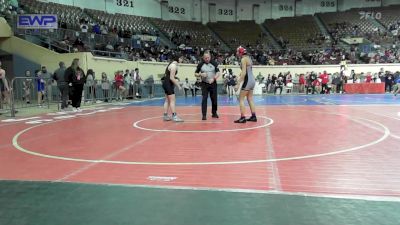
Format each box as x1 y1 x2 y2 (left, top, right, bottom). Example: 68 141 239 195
236 46 247 56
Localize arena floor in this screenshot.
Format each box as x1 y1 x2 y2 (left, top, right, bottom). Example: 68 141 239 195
1 94 400 225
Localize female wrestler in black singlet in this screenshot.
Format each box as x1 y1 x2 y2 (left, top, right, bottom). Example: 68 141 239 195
162 54 184 122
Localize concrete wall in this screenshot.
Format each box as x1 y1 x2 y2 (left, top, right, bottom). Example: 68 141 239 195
0 17 12 38
86 56 139 77
0 36 86 73
383 0 400 6
12 54 41 78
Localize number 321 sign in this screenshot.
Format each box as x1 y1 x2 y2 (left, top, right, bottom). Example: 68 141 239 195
116 0 134 8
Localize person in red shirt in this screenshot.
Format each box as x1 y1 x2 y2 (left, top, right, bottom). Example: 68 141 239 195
319 71 329 94
313 78 322 94
299 73 305 93
365 72 372 83
114 71 126 100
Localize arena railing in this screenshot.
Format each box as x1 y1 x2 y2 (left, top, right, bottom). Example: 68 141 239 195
7 77 159 117
7 76 304 117
9 77 53 117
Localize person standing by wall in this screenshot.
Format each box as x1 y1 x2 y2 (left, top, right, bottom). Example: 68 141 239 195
182 78 194 97
194 51 221 120
319 70 329 94
385 71 395 93
100 72 110 102
194 78 201 96
23 70 33 104
0 60 10 108
65 58 86 112
132 68 142 99
123 70 132 99
85 69 96 102
114 71 126 101
39 66 52 102
53 62 68 111
226 69 236 98
144 75 155 98
299 73 305 93
35 69 45 107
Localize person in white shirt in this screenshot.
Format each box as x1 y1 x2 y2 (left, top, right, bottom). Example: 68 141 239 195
80 23 88 33
182 78 194 97
132 68 142 98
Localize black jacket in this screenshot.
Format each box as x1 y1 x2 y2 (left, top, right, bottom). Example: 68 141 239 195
65 67 86 85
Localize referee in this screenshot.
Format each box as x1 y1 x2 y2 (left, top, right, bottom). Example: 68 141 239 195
195 52 221 120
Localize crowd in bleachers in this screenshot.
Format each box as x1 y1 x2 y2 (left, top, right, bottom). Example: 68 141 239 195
3 0 400 67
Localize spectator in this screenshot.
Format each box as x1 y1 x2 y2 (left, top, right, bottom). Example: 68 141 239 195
298 73 305 93
23 70 33 104
53 62 68 110
0 60 10 107
65 58 86 112
194 78 202 96
365 72 372 83
73 38 85 52
144 75 155 98
35 69 45 107
93 23 101 35
313 78 322 94
80 21 89 33
114 70 126 100
319 71 329 94
100 22 108 35
226 69 237 98
385 71 395 93
124 70 132 99
132 68 142 98
101 72 110 102
331 73 341 94
274 77 284 95
105 42 114 51
182 78 194 97
85 69 96 102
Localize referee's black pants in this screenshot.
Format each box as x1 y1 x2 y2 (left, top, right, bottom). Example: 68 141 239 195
201 82 218 117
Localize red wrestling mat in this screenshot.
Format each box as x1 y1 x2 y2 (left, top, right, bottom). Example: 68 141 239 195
1 105 399 196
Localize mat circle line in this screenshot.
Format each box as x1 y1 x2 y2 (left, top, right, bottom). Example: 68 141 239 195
11 108 391 165
133 113 274 133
